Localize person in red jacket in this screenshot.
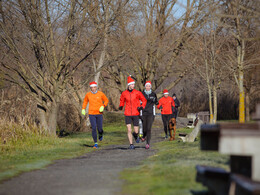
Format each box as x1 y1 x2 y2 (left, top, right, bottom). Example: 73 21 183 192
119 76 147 149
157 89 175 139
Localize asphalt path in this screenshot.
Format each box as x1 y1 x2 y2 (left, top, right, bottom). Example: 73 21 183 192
0 128 163 195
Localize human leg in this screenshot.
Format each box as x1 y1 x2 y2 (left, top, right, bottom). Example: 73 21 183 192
162 115 168 137
89 115 98 143
96 115 104 141
146 115 154 145
132 116 140 143
142 115 148 139
126 124 133 145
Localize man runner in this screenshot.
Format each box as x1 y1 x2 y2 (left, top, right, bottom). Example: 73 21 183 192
119 76 147 149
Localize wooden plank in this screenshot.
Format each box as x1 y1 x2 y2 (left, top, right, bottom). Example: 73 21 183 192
230 174 260 195
200 124 220 151
230 155 252 178
196 165 230 195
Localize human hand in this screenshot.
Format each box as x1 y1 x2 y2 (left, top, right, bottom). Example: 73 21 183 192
99 106 104 112
81 109 86 115
119 106 123 110
137 107 143 111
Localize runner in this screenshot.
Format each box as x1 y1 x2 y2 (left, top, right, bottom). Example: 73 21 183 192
141 81 158 149
119 76 147 150
172 93 180 119
157 89 175 139
82 81 109 148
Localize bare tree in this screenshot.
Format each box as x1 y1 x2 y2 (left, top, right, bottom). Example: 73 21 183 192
102 0 211 99
219 0 260 122
0 0 102 134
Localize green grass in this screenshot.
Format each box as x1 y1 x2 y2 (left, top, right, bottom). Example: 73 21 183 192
121 127 229 195
0 112 127 182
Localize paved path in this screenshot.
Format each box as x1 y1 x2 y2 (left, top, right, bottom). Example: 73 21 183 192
0 127 164 195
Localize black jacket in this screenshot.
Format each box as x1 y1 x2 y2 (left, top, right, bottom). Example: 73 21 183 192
174 97 180 108
142 91 158 116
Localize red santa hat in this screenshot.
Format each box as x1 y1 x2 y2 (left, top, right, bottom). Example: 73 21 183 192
163 89 169 95
145 81 152 87
89 81 98 87
127 76 135 85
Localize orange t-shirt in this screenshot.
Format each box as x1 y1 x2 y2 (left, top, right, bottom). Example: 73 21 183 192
82 91 109 115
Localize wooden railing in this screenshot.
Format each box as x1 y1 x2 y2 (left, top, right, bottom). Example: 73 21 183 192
196 104 260 195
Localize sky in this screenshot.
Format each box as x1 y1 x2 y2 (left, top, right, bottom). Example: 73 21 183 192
173 0 187 19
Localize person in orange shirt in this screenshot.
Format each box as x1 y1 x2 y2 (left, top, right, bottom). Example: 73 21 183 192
157 89 175 139
82 81 109 148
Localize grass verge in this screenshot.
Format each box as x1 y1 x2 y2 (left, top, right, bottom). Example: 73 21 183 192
0 112 126 182
121 127 229 195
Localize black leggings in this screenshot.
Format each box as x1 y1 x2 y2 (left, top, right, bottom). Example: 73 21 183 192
142 115 154 145
161 114 171 136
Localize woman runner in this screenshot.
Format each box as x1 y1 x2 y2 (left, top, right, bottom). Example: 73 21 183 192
141 81 158 149
157 89 175 139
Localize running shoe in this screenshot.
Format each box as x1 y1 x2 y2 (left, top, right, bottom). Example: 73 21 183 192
128 144 135 150
145 144 150 149
132 132 139 143
165 135 168 139
99 134 103 141
141 137 146 142
93 143 99 148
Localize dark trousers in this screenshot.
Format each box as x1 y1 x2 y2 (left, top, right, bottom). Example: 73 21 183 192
142 115 154 145
161 114 171 136
89 115 103 143
171 108 179 119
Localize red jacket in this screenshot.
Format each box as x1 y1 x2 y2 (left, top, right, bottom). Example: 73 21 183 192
119 89 147 116
157 96 175 115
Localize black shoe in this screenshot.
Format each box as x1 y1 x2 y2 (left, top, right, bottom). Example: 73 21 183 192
132 132 140 143
99 134 103 141
128 144 135 150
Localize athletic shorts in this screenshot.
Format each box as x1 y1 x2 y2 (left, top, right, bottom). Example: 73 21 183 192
125 116 139 126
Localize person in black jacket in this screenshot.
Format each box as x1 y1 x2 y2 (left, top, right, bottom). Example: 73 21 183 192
172 93 180 119
141 81 158 149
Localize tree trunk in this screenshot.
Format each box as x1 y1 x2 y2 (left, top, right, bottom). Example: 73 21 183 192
39 109 49 131
48 102 59 135
238 39 245 123
213 84 217 124
208 83 213 124
94 34 107 83
38 101 59 135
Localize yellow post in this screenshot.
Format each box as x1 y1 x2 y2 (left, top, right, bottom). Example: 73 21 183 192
239 91 245 123
210 114 213 122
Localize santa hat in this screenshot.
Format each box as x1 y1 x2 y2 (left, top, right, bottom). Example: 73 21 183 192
145 81 152 87
127 76 135 85
163 89 169 95
89 81 98 87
